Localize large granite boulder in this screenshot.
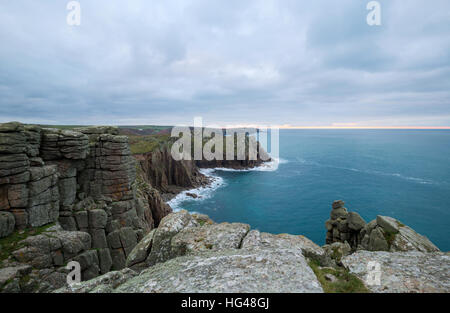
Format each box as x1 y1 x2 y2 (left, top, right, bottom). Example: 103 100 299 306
171 222 250 255
242 230 330 265
342 250 450 293
146 210 199 265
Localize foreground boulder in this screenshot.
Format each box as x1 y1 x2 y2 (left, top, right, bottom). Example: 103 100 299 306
56 210 326 293
342 250 450 293
58 248 323 293
116 249 323 293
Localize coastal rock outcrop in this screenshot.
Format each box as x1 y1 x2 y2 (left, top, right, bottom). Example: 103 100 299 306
55 206 449 293
0 122 173 292
56 210 324 293
325 200 439 253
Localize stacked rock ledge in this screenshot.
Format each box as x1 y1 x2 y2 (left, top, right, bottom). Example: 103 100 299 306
0 122 172 292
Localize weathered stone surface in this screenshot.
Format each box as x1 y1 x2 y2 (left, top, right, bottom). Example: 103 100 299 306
88 209 108 229
59 177 77 207
376 215 399 234
322 242 351 263
241 230 328 264
171 222 250 256
390 223 440 252
0 211 15 238
54 268 137 293
90 229 108 249
348 212 366 231
0 265 32 287
125 229 156 268
98 248 113 274
110 248 126 270
73 250 98 271
119 227 138 256
146 210 199 265
342 251 450 293
118 249 323 293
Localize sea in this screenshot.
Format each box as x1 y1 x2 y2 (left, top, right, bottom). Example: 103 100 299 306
168 130 450 251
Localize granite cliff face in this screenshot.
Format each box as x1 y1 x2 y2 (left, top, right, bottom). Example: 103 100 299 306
135 137 269 199
0 122 172 292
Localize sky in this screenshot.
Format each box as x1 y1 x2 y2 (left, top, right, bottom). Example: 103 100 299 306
0 0 449 127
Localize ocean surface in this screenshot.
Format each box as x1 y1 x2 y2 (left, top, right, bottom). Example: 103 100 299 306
168 130 450 251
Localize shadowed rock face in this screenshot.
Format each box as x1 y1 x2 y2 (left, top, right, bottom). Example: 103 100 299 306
0 123 173 292
135 135 270 198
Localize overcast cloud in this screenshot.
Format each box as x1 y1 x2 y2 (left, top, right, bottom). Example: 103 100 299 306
0 0 449 126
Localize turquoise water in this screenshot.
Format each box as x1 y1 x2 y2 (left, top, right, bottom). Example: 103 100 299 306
169 130 450 251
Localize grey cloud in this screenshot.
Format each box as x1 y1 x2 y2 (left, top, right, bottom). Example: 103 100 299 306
0 0 449 126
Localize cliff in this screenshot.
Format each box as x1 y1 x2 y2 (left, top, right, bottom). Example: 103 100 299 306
133 133 270 199
0 122 172 292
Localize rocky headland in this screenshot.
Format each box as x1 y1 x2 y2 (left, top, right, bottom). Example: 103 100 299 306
1 122 448 293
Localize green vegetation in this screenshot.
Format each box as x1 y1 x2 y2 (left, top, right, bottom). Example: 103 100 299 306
396 221 405 228
331 246 343 262
36 125 85 130
128 134 171 154
0 223 55 262
308 259 370 293
383 230 397 248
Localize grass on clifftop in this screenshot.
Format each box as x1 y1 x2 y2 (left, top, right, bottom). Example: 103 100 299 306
0 223 55 263
308 259 370 293
128 134 171 154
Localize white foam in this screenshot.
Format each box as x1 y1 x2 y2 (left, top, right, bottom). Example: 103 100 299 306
213 157 288 173
166 158 285 210
167 168 226 211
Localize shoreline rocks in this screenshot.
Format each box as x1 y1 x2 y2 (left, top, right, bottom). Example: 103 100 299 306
325 200 439 253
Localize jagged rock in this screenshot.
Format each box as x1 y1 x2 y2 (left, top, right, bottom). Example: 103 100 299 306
146 210 199 266
0 211 15 238
326 201 439 253
322 242 351 263
0 265 32 286
332 200 345 209
376 216 399 234
191 213 214 226
125 229 156 268
368 227 389 251
348 212 366 231
342 251 450 293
